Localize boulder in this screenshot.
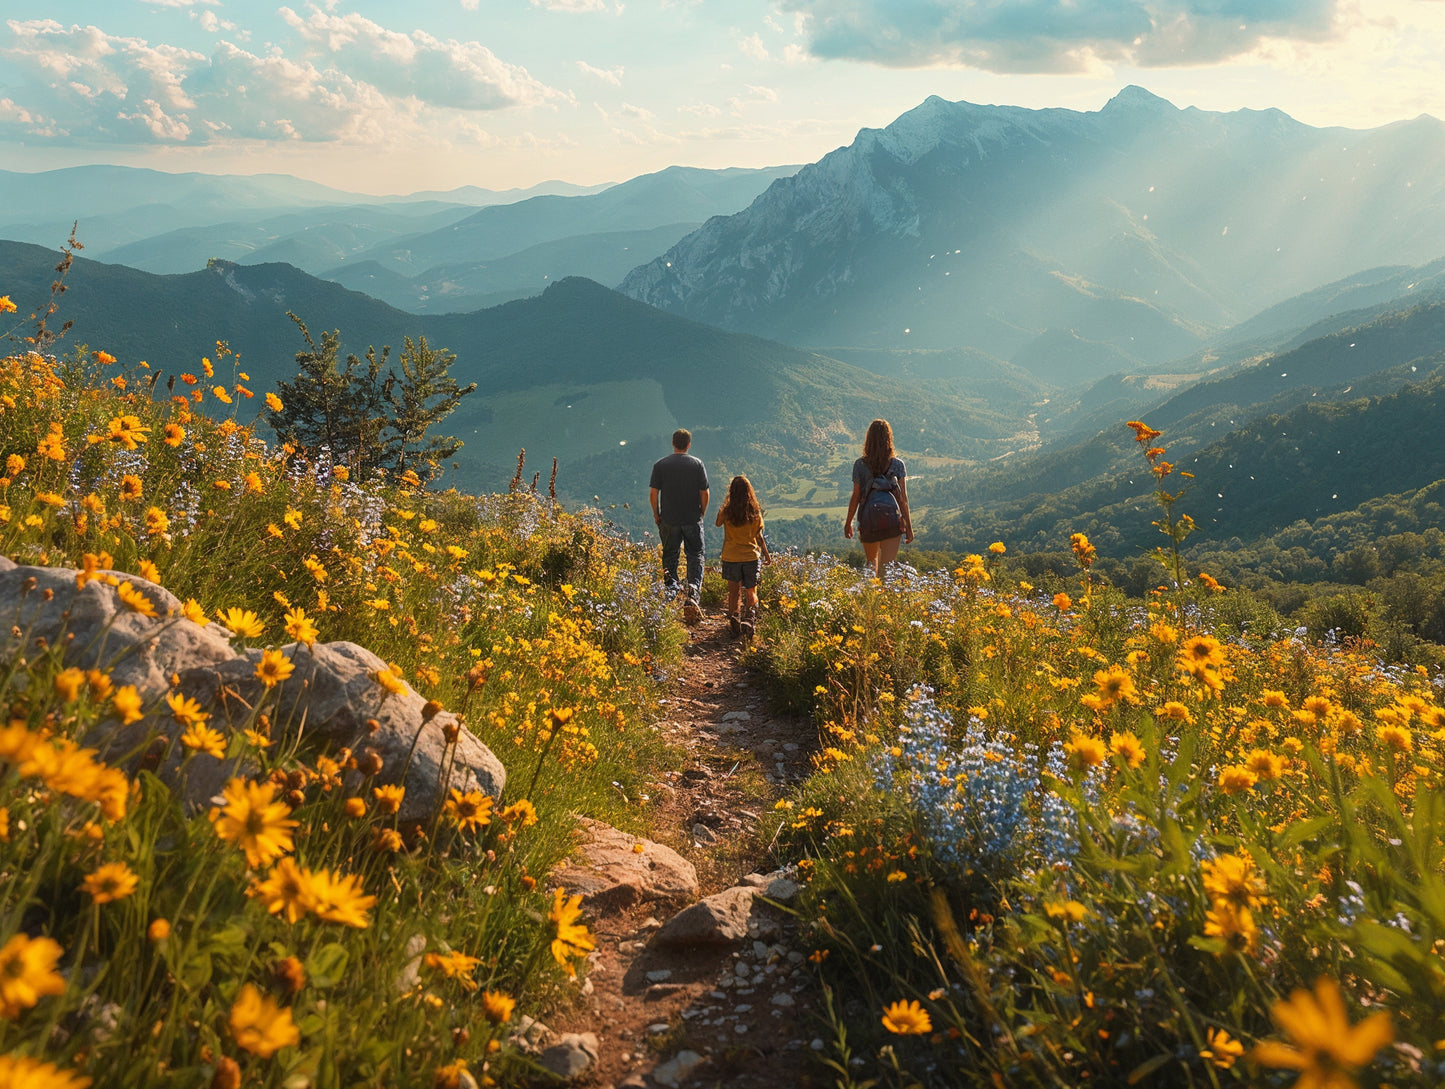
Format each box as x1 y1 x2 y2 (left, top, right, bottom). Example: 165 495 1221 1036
651 1050 706 1088
647 886 758 948
0 562 505 820
742 869 802 903
551 818 698 913
538 1032 599 1080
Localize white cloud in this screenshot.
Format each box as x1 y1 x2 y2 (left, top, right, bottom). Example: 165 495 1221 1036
278 6 561 110
577 59 624 85
739 32 769 60
118 98 192 141
0 95 58 136
0 13 564 148
728 84 780 115
0 19 203 144
528 0 609 11
778 0 1346 73
195 11 238 33
594 99 671 146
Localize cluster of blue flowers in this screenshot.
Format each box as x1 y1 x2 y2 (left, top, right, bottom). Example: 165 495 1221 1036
873 686 1078 884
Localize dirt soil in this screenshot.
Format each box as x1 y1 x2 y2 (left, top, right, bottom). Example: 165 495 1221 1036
551 605 829 1089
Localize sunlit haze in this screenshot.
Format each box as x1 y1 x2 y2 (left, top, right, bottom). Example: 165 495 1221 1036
4 0 1445 193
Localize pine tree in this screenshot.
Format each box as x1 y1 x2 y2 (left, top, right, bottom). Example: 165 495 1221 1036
384 335 477 480
268 313 391 475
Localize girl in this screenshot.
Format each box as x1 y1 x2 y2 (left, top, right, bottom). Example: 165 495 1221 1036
843 418 913 580
715 475 771 639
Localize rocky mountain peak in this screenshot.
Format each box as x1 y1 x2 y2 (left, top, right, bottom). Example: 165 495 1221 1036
1101 84 1177 115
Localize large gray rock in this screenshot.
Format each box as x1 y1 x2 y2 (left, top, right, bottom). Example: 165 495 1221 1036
651 1049 706 1088
538 1032 599 1080
648 886 758 948
0 562 504 820
550 818 699 913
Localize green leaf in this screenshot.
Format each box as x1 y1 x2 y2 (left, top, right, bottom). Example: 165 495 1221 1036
306 942 350 989
1127 1053 1174 1083
1352 921 1420 996
177 950 212 989
1159 819 1189 872
1275 815 1334 849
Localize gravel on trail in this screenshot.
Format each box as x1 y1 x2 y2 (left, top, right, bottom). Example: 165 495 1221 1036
547 603 827 1089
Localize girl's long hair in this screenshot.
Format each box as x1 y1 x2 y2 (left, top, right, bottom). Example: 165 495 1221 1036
720 475 762 526
863 418 895 476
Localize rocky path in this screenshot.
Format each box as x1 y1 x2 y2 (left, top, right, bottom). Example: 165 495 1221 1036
544 605 824 1089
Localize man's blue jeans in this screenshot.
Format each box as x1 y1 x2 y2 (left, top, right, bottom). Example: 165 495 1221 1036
660 521 704 602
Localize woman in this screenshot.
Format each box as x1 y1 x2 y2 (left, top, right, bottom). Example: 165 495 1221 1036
843 418 913 580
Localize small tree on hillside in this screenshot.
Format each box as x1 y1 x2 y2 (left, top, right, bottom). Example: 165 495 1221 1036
384 335 477 480
269 312 391 475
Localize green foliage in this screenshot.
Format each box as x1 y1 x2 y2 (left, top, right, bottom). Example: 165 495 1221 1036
268 315 475 482
385 336 477 480
0 346 684 1086
268 313 391 476
750 436 1445 1087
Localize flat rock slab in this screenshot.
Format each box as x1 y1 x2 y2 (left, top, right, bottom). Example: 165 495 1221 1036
550 817 699 914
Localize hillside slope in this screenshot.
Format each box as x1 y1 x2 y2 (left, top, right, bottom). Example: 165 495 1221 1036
0 241 1018 516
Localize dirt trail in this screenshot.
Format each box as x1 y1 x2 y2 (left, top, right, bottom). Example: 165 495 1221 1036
553 605 825 1089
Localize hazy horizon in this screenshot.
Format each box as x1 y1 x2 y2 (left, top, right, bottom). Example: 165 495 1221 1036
5 2 1445 194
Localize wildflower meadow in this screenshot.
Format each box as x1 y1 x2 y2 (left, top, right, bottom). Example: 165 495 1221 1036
750 425 1445 1087
0 334 681 1087
3 290 1445 1089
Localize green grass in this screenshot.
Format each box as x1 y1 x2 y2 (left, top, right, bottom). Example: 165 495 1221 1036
0 345 685 1088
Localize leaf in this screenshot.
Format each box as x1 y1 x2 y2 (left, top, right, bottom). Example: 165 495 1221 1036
177 950 212 989
1159 819 1189 873
1352 921 1420 996
306 942 350 989
1127 1053 1173 1083
1275 815 1334 849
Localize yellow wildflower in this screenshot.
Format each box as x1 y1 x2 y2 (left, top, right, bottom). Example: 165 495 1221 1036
0 933 66 1018
1251 978 1393 1087
229 983 300 1058
81 861 139 904
881 999 932 1035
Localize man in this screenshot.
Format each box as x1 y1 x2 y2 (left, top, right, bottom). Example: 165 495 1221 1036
649 428 709 623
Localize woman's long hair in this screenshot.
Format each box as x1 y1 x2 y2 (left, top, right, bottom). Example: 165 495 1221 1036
863 419 895 476
720 475 762 526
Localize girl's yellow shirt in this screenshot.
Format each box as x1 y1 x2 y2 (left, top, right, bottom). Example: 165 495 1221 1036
718 516 764 562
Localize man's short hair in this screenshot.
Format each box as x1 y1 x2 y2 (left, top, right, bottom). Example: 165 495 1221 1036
672 428 692 451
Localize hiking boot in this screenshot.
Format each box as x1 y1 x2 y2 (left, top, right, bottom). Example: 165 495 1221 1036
728 613 741 637
740 603 758 641
683 600 702 625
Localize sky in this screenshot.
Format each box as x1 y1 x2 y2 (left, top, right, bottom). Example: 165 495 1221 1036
4 0 1445 196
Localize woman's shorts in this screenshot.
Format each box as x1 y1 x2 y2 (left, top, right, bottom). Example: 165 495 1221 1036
721 560 761 588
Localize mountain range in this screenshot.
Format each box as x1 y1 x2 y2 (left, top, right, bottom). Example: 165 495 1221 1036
5 86 1445 558
0 165 609 266
0 163 797 316
620 87 1445 383
0 239 1027 524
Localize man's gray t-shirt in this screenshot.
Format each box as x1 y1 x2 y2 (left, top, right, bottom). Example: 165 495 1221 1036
651 452 709 524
